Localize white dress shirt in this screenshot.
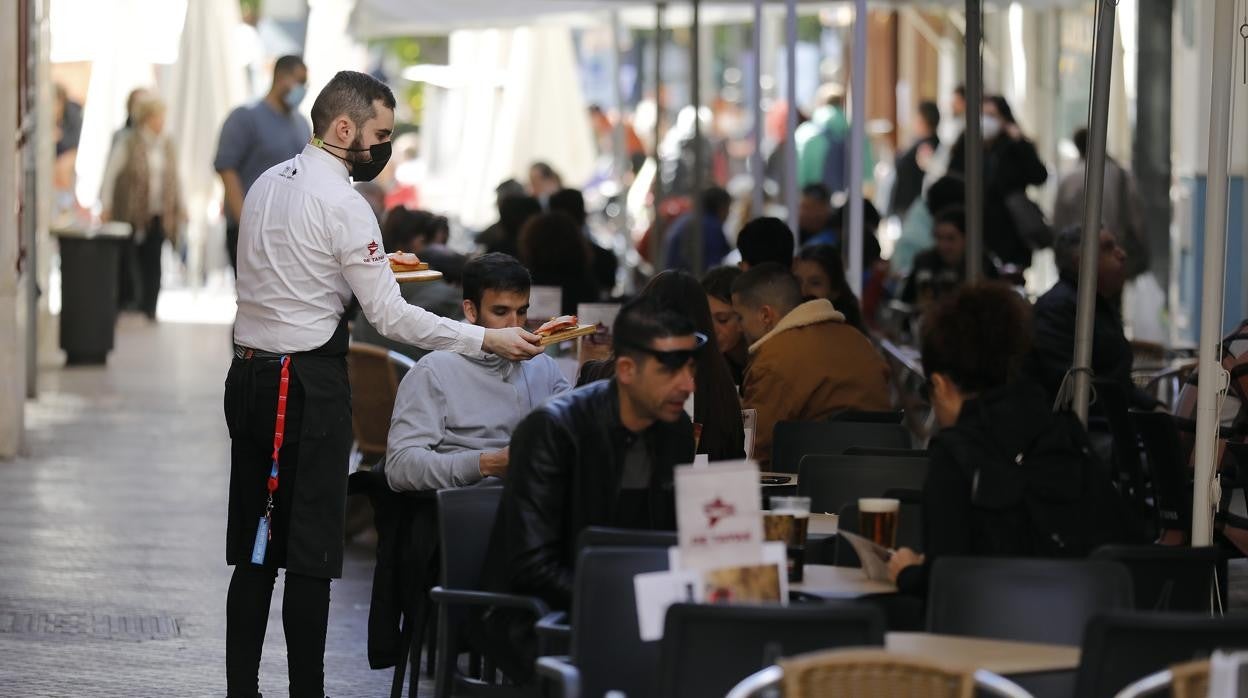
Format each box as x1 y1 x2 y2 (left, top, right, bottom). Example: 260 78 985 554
233 144 485 355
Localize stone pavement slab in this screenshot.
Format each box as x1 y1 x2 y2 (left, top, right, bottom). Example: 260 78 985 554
0 315 421 697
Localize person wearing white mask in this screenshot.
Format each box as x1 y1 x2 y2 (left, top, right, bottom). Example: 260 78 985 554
223 70 542 698
948 94 1048 271
214 55 312 276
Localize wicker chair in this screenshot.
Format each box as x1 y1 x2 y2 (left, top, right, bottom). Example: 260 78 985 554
347 342 416 464
725 649 1033 698
1113 659 1209 698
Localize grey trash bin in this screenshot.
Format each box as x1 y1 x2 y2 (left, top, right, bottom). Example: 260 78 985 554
53 223 132 365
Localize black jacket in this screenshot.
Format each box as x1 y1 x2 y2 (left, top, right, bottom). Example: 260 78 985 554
949 133 1048 268
1028 276 1155 409
889 135 938 216
484 379 693 610
897 382 1141 596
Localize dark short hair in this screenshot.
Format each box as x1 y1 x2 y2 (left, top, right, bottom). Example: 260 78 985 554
954 84 966 99
737 217 796 268
701 265 743 304
461 253 532 309
310 70 396 138
700 187 732 215
613 296 697 363
1054 225 1084 278
518 211 590 275
274 55 306 77
548 189 587 226
801 183 832 202
496 178 526 201
381 208 446 252
530 161 560 183
917 100 941 132
920 283 1032 393
500 195 542 234
925 175 966 215
731 262 803 314
1073 127 1089 160
932 207 967 236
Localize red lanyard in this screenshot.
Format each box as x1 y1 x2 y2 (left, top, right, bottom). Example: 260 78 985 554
264 356 292 532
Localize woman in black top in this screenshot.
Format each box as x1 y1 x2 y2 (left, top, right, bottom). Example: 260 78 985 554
889 284 1140 596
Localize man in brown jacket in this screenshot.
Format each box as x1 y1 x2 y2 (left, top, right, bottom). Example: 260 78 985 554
732 263 890 465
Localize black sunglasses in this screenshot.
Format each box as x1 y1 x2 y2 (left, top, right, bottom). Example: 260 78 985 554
619 332 708 369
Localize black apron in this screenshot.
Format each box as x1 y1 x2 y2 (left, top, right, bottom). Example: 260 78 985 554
224 317 354 579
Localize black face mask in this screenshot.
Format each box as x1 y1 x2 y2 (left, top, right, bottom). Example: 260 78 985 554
314 137 392 182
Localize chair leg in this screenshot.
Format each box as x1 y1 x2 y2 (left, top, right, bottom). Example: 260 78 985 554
407 619 422 698
433 606 453 698
391 614 413 698
425 604 437 678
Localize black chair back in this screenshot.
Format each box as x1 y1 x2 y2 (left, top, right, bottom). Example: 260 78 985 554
1131 410 1193 535
797 454 929 515
927 557 1134 645
842 447 928 458
657 602 885 698
771 420 911 474
571 547 670 698
436 486 503 590
1091 545 1220 612
577 527 677 553
834 500 923 567
834 409 905 424
1074 611 1248 698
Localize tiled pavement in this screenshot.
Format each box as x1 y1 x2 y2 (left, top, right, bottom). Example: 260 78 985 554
0 314 422 697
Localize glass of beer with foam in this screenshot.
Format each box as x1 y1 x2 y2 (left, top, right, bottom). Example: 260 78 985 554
858 498 900 549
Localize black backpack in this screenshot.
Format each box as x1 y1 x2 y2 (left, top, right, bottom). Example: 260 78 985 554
952 409 1144 557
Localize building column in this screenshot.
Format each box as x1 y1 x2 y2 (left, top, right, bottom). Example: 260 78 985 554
0 0 27 458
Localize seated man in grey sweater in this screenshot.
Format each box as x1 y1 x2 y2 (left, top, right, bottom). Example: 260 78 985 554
385 253 571 492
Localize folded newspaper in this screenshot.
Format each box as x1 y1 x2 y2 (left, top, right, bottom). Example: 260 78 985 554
838 530 893 582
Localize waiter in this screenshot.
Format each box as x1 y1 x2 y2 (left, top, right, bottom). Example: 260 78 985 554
223 70 541 698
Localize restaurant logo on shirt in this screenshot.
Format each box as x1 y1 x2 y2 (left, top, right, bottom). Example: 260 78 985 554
362 239 386 263
367 240 379 256
278 165 298 179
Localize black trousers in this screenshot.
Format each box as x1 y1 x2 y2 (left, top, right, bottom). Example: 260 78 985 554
227 565 331 698
225 360 329 697
136 217 165 319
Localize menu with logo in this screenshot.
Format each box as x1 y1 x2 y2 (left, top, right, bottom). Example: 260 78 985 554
633 462 785 641
675 460 764 570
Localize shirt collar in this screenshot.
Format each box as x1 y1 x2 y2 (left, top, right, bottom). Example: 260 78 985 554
302 142 349 181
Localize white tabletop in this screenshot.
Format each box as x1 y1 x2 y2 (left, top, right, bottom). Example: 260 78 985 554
790 564 896 598
884 632 1081 676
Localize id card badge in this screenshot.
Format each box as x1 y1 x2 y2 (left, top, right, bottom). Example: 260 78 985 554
250 516 269 565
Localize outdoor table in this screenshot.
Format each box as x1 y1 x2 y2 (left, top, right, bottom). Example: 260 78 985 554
884 632 1080 676
790 564 896 599
885 632 1080 697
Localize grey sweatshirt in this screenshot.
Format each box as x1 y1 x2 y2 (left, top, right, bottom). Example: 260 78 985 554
384 350 570 492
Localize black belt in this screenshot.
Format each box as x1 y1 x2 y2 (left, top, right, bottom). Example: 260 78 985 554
234 345 285 360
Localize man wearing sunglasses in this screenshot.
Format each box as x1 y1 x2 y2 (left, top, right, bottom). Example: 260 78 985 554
478 297 699 683
732 263 890 466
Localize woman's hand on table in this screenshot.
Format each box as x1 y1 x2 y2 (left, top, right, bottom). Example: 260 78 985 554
888 547 924 583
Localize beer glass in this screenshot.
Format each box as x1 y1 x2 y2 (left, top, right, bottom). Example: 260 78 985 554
764 496 811 582
858 498 900 549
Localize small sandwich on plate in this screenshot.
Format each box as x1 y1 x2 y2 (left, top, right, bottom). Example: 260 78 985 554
535 315 579 338
387 251 425 272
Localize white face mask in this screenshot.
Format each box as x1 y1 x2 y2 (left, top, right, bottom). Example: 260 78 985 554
981 115 1002 140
